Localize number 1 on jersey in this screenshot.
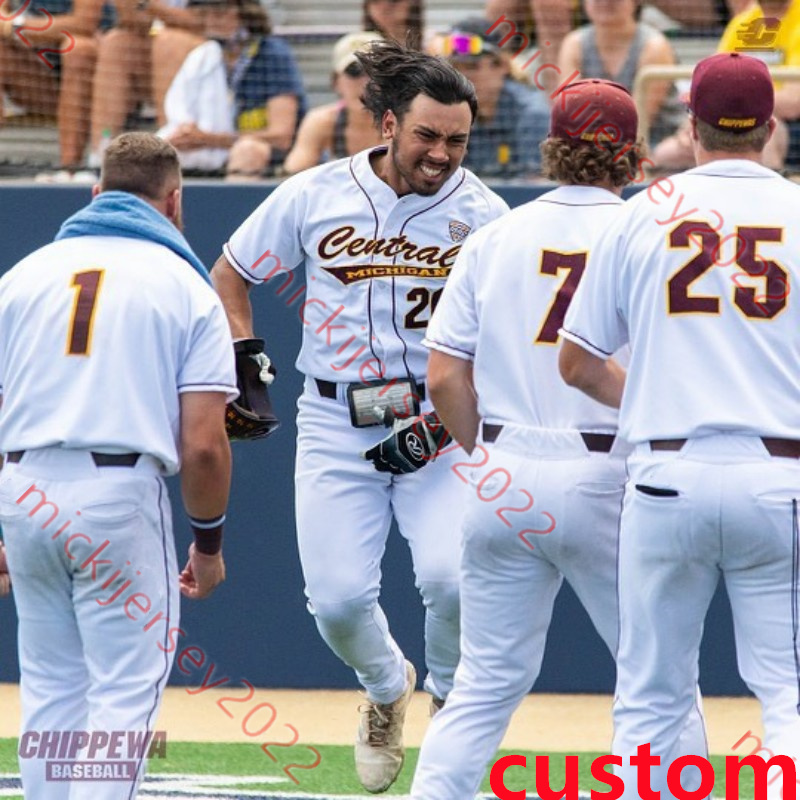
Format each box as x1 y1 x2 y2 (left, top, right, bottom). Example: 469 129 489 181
534 250 587 344
67 269 105 356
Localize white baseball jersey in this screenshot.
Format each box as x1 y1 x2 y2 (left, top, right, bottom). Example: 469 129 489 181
563 159 800 444
424 185 622 432
223 146 509 383
0 236 237 474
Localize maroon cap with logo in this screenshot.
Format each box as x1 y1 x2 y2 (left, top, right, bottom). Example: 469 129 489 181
689 52 774 133
550 79 638 145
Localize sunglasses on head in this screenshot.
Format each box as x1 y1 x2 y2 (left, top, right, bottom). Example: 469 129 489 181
343 61 366 78
439 32 498 58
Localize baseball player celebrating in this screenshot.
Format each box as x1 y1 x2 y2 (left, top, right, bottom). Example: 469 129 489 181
211 41 508 793
410 79 707 799
0 133 236 799
561 53 800 799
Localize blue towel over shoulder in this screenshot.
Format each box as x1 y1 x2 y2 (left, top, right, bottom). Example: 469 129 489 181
55 191 212 286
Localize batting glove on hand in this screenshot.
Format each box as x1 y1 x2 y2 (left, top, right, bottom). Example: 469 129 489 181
362 409 453 475
234 338 275 386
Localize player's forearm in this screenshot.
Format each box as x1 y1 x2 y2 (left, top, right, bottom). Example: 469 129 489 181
427 352 479 453
180 432 232 521
559 342 625 409
211 254 255 339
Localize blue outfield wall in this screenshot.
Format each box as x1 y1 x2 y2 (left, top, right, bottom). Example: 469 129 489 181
0 183 747 696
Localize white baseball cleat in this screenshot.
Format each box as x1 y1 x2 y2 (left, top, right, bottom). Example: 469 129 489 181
355 660 416 793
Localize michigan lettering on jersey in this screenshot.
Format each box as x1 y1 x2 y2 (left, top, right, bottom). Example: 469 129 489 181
322 263 452 285
317 226 461 269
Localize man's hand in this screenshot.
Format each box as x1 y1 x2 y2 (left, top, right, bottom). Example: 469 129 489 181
179 544 225 599
168 123 207 151
362 410 453 475
0 543 11 597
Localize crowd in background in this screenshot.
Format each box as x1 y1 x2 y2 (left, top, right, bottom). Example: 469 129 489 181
0 0 798 180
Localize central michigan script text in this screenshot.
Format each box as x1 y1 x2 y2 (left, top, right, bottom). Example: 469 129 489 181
317 226 461 267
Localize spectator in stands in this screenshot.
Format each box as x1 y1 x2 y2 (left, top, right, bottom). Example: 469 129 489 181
432 18 549 177
484 0 749 92
88 0 204 167
153 0 305 178
0 0 109 170
651 0 798 170
364 0 423 50
558 0 683 145
283 32 382 175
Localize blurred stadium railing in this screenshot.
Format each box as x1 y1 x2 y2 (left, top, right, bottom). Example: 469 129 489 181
0 0 740 179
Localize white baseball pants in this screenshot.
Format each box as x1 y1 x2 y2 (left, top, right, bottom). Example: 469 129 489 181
294 380 464 704
0 448 178 800
411 427 708 799
614 434 800 800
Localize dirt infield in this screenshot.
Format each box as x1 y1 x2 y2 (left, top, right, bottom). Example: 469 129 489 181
0 683 761 754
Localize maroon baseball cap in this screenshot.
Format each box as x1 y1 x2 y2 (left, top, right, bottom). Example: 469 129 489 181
689 52 774 133
550 79 638 145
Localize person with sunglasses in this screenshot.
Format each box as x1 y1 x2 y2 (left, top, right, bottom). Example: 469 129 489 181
432 18 550 178
283 32 383 175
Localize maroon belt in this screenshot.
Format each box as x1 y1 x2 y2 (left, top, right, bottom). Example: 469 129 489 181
650 438 800 458
6 451 140 467
482 424 615 453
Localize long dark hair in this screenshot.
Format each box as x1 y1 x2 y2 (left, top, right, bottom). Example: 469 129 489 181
357 40 477 126
237 0 271 36
363 0 424 51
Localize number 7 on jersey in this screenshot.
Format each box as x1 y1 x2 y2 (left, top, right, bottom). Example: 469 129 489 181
534 250 587 344
67 269 105 356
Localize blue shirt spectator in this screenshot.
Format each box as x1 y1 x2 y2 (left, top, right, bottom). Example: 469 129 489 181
231 34 307 134
464 78 549 176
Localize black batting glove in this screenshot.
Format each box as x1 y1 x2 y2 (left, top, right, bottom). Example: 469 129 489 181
362 409 453 475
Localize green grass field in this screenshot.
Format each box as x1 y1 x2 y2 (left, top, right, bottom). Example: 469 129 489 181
0 739 758 798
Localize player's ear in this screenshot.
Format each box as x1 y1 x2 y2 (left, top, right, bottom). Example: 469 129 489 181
688 114 699 142
766 116 777 143
91 184 101 199
165 187 182 228
382 109 398 140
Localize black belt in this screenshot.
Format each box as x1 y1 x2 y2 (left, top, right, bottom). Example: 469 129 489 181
6 451 141 467
315 379 426 401
650 438 800 458
482 424 615 452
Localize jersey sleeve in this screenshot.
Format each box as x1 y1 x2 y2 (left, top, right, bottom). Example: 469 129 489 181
423 235 479 361
223 171 309 284
560 219 628 359
487 189 511 221
178 293 238 401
